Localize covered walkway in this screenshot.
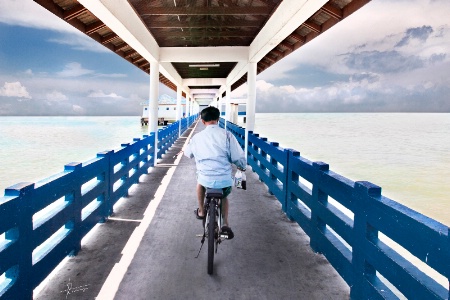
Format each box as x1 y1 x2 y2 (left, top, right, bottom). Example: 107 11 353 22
35 121 349 299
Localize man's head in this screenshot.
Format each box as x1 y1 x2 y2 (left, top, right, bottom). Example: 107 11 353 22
201 106 220 123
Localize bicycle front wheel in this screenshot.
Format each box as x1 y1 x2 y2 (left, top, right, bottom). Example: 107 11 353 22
207 199 216 275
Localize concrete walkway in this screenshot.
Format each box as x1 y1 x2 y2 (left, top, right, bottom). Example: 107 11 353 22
35 120 349 300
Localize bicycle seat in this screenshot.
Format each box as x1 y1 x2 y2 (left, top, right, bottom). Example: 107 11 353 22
205 188 223 198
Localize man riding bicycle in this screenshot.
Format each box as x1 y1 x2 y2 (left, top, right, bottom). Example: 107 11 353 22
184 106 246 239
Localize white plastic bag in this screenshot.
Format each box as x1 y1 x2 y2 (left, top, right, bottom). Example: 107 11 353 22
234 170 247 190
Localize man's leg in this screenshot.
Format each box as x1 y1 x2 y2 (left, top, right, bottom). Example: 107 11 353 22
196 183 205 217
222 197 229 226
221 197 234 239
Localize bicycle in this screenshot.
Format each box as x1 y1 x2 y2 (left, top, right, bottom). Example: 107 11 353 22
196 188 230 275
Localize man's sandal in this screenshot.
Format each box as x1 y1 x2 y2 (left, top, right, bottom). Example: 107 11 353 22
221 226 234 240
194 208 205 220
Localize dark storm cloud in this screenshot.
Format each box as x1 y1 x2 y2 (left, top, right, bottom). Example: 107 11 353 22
395 26 434 47
344 50 424 73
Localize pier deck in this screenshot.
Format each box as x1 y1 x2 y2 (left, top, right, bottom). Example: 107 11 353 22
35 121 349 300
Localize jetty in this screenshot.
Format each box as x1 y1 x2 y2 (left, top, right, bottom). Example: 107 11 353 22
1 0 449 298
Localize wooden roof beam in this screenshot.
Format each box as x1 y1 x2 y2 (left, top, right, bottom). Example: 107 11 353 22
140 7 273 16
343 0 372 18
271 49 284 58
133 56 146 64
115 42 129 52
289 32 306 43
63 4 88 21
280 41 294 51
86 20 107 35
263 56 276 64
302 20 321 34
320 3 343 20
124 50 137 58
139 60 150 68
101 33 119 44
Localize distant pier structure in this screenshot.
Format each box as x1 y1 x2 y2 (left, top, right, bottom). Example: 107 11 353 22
141 95 188 126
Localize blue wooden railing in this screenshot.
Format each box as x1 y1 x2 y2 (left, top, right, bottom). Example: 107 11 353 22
0 114 198 299
221 119 450 300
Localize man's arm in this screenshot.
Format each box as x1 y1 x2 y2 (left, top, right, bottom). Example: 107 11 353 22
229 133 246 170
184 140 194 158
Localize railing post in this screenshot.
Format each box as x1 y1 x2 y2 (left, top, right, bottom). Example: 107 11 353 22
5 182 34 300
246 130 252 164
310 162 329 254
133 138 141 183
148 133 155 167
351 181 381 299
64 163 83 255
253 133 259 166
284 149 299 218
97 151 113 220
120 143 130 196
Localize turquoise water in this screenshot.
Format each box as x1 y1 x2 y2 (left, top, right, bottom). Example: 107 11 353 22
1 114 449 226
0 116 147 191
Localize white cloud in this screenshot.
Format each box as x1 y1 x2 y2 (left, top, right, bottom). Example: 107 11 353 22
72 105 85 114
57 62 95 77
87 90 123 98
258 0 450 81
94 73 128 78
46 90 68 102
48 37 109 53
0 82 32 99
256 80 274 92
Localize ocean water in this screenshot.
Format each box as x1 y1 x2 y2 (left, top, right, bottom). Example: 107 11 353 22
0 116 147 192
1 114 449 227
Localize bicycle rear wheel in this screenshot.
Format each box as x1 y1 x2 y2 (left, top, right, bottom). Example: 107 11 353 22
207 199 216 275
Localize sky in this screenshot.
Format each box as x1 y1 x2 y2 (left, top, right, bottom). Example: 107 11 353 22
0 0 449 115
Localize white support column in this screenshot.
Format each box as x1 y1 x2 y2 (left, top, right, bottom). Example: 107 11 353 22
176 86 182 137
149 62 159 166
231 104 238 124
225 85 231 122
245 62 257 161
218 93 223 117
186 95 190 117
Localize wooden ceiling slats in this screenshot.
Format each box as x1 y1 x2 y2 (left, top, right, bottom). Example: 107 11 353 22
146 19 262 28
114 43 129 52
139 7 273 16
63 4 87 21
302 20 321 34
101 33 119 44
124 50 138 59
321 3 343 20
85 20 107 35
155 30 257 38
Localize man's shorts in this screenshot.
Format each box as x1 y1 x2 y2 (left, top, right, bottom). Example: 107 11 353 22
221 186 232 199
201 185 232 199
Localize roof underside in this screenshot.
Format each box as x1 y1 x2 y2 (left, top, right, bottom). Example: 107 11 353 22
34 0 371 99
